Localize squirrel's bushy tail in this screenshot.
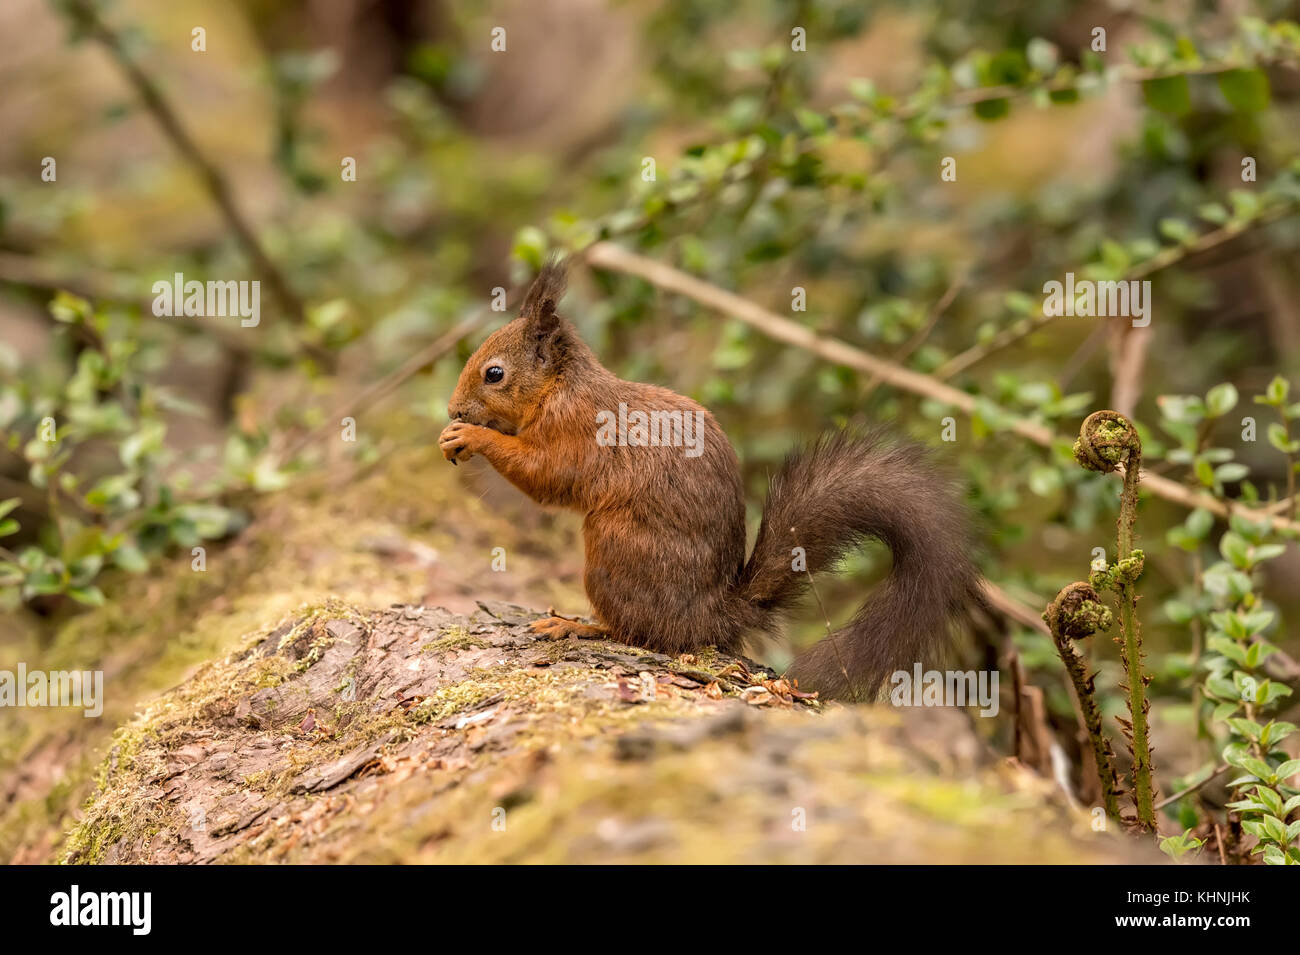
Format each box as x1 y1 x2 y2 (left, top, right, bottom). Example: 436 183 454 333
735 430 979 699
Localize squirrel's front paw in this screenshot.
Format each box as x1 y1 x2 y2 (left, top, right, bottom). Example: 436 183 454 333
439 421 482 464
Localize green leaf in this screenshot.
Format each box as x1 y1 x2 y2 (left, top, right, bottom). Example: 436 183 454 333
1253 544 1285 562
1268 423 1299 454
1212 701 1239 722
1217 69 1270 112
1241 609 1275 636
794 108 829 134
1159 831 1203 860
1208 635 1247 666
1142 75 1191 115
1262 815 1288 843
1206 383 1239 417
111 545 149 574
973 97 1009 121
1263 721 1297 745
1198 203 1230 225
1194 457 1215 487
1163 599 1194 624
1185 508 1214 539
1239 757 1276 780
24 569 63 596
1158 394 1207 424
49 291 92 324
66 585 105 607
1214 462 1249 484
1275 759 1300 781
1245 641 1275 668
1027 465 1062 496
1261 682 1293 705
1226 799 1271 813
511 227 549 269
1266 375 1290 405
1026 38 1059 73
1253 786 1284 816
1226 717 1264 741
1219 532 1251 569
1230 189 1262 221
1158 218 1195 245
0 562 23 587
984 51 1029 86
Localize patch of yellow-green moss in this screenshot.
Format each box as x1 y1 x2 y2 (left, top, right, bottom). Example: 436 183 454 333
420 625 487 654
405 661 622 725
62 720 174 864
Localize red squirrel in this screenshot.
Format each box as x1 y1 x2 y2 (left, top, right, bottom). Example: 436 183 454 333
439 260 979 698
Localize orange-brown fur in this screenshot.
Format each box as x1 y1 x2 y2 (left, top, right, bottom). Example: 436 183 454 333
441 261 979 698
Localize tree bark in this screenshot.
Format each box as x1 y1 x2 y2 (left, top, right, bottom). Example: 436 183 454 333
59 599 1156 864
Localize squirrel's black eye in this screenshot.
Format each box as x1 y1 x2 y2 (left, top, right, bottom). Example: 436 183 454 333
484 365 505 384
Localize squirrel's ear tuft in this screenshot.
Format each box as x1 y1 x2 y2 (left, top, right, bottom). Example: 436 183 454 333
521 257 568 322
522 257 570 365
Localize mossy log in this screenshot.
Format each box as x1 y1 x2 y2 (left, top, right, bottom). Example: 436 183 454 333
59 599 1155 864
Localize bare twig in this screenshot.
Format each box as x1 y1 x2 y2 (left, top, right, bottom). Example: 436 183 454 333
861 269 966 398
799 564 859 704
62 0 307 332
1154 763 1229 811
1108 323 1153 419
1056 321 1109 389
934 208 1294 381
980 579 1050 635
587 241 1043 431
277 310 492 466
0 252 256 356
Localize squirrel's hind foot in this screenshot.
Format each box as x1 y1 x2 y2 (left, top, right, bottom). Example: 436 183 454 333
528 615 609 641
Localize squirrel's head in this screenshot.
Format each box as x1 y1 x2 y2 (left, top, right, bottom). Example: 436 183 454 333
447 260 573 434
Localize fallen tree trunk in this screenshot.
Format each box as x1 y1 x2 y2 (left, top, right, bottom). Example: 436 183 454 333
63 599 1155 864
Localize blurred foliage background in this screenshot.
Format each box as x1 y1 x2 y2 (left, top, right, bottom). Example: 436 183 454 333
3 0 1300 859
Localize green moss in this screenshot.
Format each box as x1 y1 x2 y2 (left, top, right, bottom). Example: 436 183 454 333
420 626 486 653
62 721 178 864
241 770 272 790
404 662 614 725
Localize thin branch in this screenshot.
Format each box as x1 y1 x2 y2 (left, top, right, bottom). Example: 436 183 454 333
933 207 1294 381
800 564 859 703
1262 493 1300 516
861 269 966 398
980 579 1050 635
276 310 491 466
1154 763 1229 811
0 252 256 356
1056 320 1110 390
63 0 307 331
890 59 1292 123
1108 323 1153 419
